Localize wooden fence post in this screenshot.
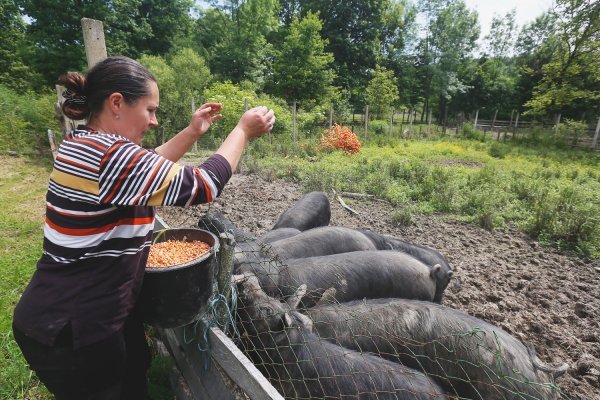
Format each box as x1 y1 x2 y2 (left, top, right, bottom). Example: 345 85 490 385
491 109 498 139
473 109 479 130
364 105 369 140
48 129 58 159
427 109 432 134
592 117 600 149
192 97 198 153
513 112 520 139
389 110 394 137
329 103 333 128
555 112 562 134
507 110 515 141
81 18 107 67
216 232 236 326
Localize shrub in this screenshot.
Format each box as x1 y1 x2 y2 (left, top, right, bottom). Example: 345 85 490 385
320 124 361 154
391 206 415 226
488 142 510 158
0 85 60 154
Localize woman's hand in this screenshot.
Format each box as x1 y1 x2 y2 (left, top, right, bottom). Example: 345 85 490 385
189 103 223 137
236 106 276 140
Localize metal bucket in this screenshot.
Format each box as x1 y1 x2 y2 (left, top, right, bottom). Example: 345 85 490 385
139 228 219 328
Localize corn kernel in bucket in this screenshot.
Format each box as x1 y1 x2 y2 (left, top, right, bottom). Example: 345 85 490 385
147 240 210 268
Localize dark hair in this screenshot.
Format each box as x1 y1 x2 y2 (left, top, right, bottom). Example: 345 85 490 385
58 56 157 120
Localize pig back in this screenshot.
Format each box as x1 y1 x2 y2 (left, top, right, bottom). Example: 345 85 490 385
269 227 376 259
306 299 564 400
281 250 437 306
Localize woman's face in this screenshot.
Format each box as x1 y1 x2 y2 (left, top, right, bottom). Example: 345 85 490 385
117 80 160 144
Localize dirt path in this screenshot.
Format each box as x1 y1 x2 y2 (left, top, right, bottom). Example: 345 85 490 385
158 173 600 400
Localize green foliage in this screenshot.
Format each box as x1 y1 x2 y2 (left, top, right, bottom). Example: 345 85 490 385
302 0 385 95
0 85 60 154
205 0 280 86
0 0 42 91
0 157 52 400
366 65 399 118
248 136 599 257
139 49 212 147
203 81 292 143
488 142 510 159
559 118 589 146
461 123 485 141
16 0 194 85
524 0 600 117
269 11 336 106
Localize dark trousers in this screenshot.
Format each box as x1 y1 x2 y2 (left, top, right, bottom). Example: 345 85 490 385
13 314 151 400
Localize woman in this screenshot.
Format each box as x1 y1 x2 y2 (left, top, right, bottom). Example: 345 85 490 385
12 56 275 399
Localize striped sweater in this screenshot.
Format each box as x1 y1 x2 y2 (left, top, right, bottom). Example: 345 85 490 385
14 126 231 348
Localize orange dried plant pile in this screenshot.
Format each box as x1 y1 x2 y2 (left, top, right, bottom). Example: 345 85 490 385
147 240 211 268
320 124 361 154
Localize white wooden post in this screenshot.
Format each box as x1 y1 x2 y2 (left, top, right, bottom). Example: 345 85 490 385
555 112 562 134
473 109 479 130
592 117 600 149
329 103 333 128
81 18 107 67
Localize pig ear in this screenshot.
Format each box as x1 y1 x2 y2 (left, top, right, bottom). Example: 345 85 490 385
430 264 441 278
286 284 308 310
316 287 337 306
231 274 246 284
291 311 314 333
283 313 294 328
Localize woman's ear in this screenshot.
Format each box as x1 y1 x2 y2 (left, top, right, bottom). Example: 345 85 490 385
107 92 125 116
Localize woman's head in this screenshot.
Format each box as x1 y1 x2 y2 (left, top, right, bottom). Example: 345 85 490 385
59 56 159 143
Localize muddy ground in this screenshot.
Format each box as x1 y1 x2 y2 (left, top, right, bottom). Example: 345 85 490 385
158 172 600 400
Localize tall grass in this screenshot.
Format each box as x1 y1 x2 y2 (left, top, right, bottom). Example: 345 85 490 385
0 156 51 399
245 134 600 258
0 156 173 399
0 85 61 155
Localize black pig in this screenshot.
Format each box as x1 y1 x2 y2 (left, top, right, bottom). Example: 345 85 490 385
306 298 568 400
234 273 449 400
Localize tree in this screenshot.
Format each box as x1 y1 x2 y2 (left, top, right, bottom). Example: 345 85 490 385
525 0 600 118
169 48 213 128
207 0 280 86
365 65 399 118
418 0 479 121
484 10 516 59
471 10 519 117
16 0 193 85
269 11 336 106
0 0 41 91
302 0 385 97
514 12 560 111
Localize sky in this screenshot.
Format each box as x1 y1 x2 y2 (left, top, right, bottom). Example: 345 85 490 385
463 0 555 39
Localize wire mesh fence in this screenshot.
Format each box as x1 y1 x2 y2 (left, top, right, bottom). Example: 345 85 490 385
160 193 570 400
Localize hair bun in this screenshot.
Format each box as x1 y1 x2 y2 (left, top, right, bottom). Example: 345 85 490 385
58 72 90 120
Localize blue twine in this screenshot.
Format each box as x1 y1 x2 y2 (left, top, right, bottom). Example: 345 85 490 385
182 267 240 369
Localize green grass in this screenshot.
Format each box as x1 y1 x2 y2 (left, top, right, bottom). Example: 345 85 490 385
245 134 600 258
0 155 173 400
0 156 51 399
